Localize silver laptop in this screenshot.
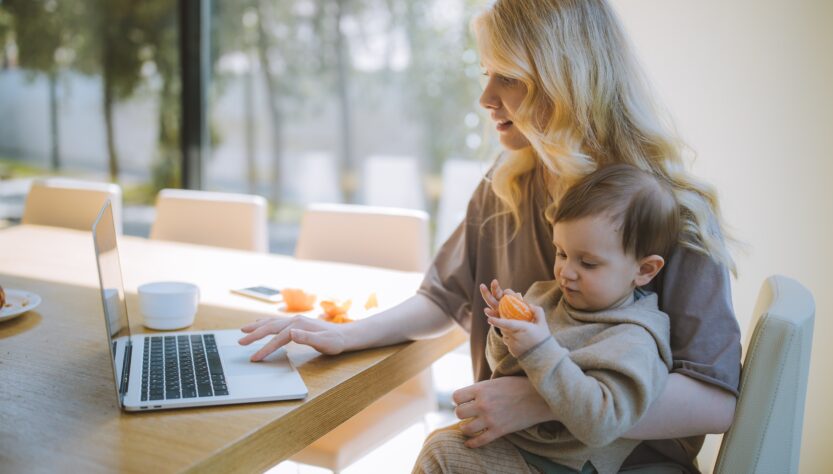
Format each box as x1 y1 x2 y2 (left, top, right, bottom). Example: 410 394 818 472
92 200 307 411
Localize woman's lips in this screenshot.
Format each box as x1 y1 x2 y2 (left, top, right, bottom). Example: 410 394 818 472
496 120 513 132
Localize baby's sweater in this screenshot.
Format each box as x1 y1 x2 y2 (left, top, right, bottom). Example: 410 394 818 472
487 281 673 474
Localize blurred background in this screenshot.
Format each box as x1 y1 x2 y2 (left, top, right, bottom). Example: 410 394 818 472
1 0 831 472
0 0 494 252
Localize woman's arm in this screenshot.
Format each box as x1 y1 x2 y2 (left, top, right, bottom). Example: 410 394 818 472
624 373 736 439
453 372 735 448
239 293 455 359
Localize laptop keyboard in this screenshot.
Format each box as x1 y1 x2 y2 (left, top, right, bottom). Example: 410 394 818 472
141 334 228 401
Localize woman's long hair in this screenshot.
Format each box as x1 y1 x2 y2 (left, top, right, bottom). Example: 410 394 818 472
472 0 735 273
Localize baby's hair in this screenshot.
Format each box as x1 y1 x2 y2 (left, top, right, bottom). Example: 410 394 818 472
550 164 681 259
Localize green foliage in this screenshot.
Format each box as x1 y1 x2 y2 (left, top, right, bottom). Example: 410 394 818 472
1 0 181 185
0 158 49 178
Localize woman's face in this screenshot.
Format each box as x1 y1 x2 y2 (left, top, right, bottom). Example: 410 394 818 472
479 70 531 150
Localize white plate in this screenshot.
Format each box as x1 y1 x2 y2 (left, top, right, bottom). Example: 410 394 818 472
0 289 42 322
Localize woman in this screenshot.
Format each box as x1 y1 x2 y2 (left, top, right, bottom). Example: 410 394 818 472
240 0 741 471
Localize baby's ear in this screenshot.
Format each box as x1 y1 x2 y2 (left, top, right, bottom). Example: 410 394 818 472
634 255 665 287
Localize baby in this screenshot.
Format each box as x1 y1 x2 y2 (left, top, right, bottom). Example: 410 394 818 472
414 164 681 474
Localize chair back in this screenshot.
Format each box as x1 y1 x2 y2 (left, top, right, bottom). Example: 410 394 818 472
150 188 268 252
434 159 484 249
296 152 340 205
22 178 123 233
714 275 815 474
362 155 426 211
295 202 429 272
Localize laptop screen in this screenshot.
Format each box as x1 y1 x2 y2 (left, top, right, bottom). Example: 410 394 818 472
92 200 132 404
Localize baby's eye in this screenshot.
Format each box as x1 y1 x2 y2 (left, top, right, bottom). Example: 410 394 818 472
581 261 598 269
555 251 567 259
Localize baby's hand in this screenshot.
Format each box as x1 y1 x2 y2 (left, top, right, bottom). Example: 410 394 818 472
479 279 506 319
487 303 550 358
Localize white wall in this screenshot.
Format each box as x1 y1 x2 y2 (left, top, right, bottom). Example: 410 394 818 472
611 0 833 471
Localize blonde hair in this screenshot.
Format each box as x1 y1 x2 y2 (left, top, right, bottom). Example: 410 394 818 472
472 0 736 274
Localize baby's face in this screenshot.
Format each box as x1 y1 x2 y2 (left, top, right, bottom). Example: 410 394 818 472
552 215 642 311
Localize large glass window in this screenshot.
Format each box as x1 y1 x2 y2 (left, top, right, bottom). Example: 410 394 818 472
207 0 491 252
0 0 180 230
0 0 492 252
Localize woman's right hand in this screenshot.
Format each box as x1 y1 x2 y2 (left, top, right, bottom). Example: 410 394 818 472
238 315 347 361
453 376 556 448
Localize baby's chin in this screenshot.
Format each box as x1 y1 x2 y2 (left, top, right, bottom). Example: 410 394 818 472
563 292 610 312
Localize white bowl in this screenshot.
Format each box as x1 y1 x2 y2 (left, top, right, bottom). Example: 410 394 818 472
138 281 200 330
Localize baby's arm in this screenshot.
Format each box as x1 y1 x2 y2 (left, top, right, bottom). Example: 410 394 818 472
486 323 531 378
518 327 669 447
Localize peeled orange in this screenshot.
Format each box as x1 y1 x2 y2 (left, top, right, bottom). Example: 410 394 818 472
498 294 534 321
328 314 354 324
281 288 316 312
320 299 353 323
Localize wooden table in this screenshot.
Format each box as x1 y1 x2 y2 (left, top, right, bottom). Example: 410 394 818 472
0 225 467 473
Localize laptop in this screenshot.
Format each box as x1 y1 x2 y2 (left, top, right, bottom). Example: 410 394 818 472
92 200 307 411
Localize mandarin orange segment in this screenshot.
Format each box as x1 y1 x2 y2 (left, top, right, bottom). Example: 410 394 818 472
498 294 534 321
364 292 378 310
320 299 352 319
281 288 316 312
329 314 354 324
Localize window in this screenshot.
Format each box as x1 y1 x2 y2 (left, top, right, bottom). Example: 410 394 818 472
0 0 492 251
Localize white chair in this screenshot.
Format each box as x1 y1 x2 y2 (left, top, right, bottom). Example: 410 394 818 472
712 275 815 474
362 155 426 211
22 178 123 233
295 203 430 272
434 159 485 250
296 152 341 205
149 188 268 252
291 202 435 472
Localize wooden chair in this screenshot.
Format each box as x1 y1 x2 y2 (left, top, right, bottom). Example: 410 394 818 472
149 188 268 252
22 178 123 233
291 202 435 472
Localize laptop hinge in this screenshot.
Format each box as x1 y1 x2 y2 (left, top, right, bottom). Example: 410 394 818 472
120 341 132 396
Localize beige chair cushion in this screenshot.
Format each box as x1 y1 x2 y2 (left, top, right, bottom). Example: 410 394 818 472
150 189 268 252
22 178 123 233
295 203 430 272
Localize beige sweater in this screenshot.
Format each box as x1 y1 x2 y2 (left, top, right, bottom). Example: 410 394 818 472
487 281 673 474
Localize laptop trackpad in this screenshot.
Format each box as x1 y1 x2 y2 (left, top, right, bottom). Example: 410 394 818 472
220 345 294 376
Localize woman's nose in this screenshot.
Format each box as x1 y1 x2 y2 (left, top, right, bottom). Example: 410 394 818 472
479 81 499 110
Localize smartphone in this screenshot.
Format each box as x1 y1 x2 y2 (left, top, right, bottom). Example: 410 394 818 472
231 286 283 303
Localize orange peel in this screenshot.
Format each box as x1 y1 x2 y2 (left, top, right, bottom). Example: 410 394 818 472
320 299 353 323
281 288 316 312
364 292 378 310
